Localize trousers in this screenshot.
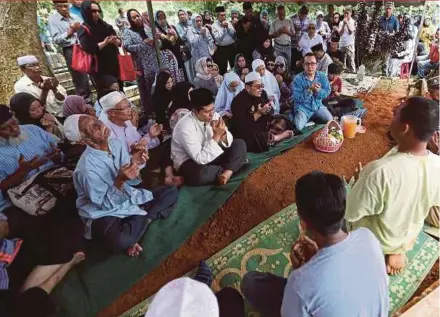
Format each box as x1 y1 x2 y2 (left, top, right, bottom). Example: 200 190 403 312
340 44 356 73
214 44 237 75
292 107 333 131
178 139 247 186
63 46 92 103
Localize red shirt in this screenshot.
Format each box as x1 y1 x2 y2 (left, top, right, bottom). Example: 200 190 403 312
429 43 439 63
329 77 342 98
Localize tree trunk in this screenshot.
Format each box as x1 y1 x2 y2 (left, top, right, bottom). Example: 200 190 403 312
0 2 49 104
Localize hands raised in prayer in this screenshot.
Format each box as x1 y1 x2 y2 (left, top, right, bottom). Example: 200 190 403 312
211 118 227 142
17 154 49 174
290 233 318 270
115 162 140 189
131 138 149 165
148 123 164 138
310 82 321 93
40 113 56 128
257 102 272 115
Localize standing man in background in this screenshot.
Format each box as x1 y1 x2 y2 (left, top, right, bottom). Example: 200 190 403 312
270 5 295 69
338 8 356 73
115 8 129 34
212 6 236 75
69 0 83 21
324 4 335 24
49 0 91 104
379 2 399 33
290 5 310 72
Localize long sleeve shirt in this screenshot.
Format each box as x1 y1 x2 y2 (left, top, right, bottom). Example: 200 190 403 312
73 139 153 236
292 71 331 117
48 12 83 48
0 125 58 212
211 20 235 46
298 33 325 56
171 112 233 170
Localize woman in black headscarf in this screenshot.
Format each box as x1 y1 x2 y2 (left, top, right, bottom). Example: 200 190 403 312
252 36 277 63
10 93 64 138
167 82 194 119
123 9 159 114
150 70 174 128
78 1 122 89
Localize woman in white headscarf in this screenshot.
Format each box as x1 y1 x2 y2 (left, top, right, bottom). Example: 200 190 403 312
215 72 244 117
193 57 218 95
252 59 281 113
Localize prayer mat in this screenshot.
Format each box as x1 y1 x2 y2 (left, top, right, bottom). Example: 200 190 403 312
121 204 439 317
51 125 323 317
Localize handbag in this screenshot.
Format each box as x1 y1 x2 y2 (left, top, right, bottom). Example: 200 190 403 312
118 46 137 81
7 166 74 216
72 25 98 74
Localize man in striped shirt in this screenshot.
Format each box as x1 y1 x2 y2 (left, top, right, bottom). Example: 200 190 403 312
290 5 310 72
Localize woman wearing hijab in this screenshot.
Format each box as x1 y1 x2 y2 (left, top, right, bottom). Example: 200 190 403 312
252 59 281 113
168 82 194 120
273 56 293 113
232 53 250 82
260 10 270 32
330 12 341 41
316 11 332 43
176 9 195 84
155 10 186 83
215 72 245 117
151 70 174 128
187 14 215 75
123 9 160 114
252 36 277 62
10 93 64 138
194 57 218 95
202 11 214 27
63 95 96 118
78 1 121 89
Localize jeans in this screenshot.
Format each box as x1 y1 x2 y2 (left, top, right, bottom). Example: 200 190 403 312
293 107 333 131
241 272 287 317
417 60 439 78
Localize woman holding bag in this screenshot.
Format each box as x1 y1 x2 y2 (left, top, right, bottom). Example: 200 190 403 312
78 1 122 89
123 9 160 114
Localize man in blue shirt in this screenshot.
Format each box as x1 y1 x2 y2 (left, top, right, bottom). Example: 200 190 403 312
241 171 389 317
64 114 178 257
290 52 332 131
69 0 83 21
379 2 399 33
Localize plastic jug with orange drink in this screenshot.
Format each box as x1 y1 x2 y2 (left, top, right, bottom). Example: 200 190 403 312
341 115 361 138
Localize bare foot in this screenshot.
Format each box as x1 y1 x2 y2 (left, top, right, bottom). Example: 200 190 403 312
217 170 233 185
164 176 184 186
386 254 407 275
70 252 86 265
127 243 143 257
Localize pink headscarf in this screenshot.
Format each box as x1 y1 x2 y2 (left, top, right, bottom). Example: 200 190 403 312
63 95 88 117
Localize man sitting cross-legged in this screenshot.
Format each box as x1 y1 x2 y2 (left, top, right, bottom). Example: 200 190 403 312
63 114 178 257
346 97 440 275
241 171 389 317
171 88 247 186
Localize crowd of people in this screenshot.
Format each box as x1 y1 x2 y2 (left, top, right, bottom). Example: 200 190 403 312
1 0 439 316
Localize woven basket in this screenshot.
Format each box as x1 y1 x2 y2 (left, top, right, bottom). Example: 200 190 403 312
313 120 344 153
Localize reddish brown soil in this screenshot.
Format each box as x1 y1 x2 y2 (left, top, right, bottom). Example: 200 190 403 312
98 82 438 317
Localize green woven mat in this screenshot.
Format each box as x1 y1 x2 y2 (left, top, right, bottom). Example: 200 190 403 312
121 204 439 317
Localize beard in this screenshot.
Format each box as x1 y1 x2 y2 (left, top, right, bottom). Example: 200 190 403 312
0 131 26 146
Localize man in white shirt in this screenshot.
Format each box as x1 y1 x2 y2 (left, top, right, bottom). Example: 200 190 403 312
171 88 247 186
14 55 67 119
211 6 236 75
269 5 295 69
338 8 356 72
298 21 325 56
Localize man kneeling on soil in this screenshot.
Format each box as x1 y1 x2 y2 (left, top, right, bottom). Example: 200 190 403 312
346 97 440 275
63 114 178 257
171 88 247 186
241 171 389 317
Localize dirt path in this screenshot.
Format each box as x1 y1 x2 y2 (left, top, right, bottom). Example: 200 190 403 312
98 82 437 317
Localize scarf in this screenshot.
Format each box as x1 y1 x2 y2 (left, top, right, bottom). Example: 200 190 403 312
80 1 112 36
252 59 281 113
195 57 212 80
63 95 88 117
215 72 245 114
9 93 45 128
127 9 148 40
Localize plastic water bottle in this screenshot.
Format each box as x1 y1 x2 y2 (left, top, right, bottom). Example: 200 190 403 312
357 65 366 82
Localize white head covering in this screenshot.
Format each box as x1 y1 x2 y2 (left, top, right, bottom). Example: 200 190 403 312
99 91 127 113
316 11 324 18
195 57 212 81
63 114 83 142
145 277 219 317
17 55 38 66
215 72 244 115
275 56 288 73
251 59 265 73
244 71 261 84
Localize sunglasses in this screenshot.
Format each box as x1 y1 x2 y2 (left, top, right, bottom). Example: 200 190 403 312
207 64 214 68
251 83 265 89
275 63 285 68
308 26 316 30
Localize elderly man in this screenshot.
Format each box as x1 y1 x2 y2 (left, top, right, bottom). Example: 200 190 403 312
211 6 236 75
290 53 332 131
171 88 247 186
379 2 399 33
338 8 356 73
269 5 295 69
98 91 183 186
298 21 325 56
14 55 67 119
64 114 178 256
346 97 440 275
48 0 91 103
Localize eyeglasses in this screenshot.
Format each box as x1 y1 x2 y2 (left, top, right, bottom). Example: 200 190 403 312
207 64 214 68
251 83 265 89
25 63 41 69
304 62 317 66
308 26 316 30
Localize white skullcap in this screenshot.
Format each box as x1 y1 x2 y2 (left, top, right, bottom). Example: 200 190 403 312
385 1 394 8
99 91 127 112
63 114 83 142
17 55 38 66
252 59 265 72
145 277 219 317
316 11 324 17
245 71 261 84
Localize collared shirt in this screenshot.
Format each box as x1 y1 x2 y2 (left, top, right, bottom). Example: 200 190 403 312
14 75 67 117
269 18 294 45
290 15 310 46
298 33 325 56
115 15 129 32
48 12 83 48
211 20 236 46
316 53 333 74
171 111 233 170
73 139 152 235
69 5 83 22
0 125 58 212
338 18 356 48
292 71 331 116
379 15 399 33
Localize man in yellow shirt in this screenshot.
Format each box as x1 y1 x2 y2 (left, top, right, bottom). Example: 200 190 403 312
346 97 440 275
